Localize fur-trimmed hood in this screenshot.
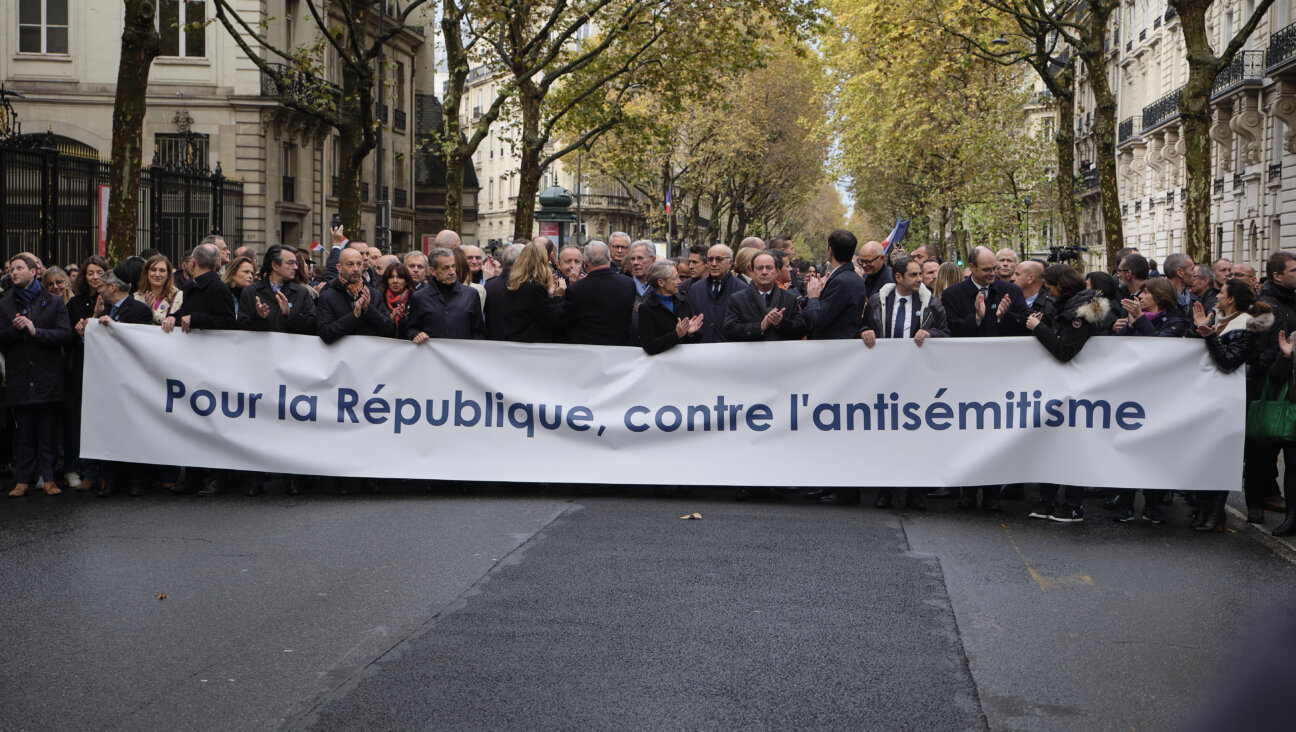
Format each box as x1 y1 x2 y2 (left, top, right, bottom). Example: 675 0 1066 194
1058 289 1110 327
874 282 933 311
1219 310 1275 335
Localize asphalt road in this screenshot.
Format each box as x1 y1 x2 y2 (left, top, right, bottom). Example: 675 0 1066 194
2 486 1295 731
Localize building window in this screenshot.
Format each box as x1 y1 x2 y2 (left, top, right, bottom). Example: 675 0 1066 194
159 0 207 58
156 133 209 169
18 0 68 54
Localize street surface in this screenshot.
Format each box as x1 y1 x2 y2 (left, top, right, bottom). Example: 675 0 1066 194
2 486 1295 731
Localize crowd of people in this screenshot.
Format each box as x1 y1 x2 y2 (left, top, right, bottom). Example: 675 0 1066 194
1 226 1291 538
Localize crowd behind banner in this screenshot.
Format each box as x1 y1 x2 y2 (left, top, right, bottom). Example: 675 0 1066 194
1 225 1291 537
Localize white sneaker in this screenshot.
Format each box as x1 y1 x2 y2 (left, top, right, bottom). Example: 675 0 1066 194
64 472 81 488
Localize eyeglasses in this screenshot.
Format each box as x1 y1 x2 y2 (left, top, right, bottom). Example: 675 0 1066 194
707 256 730 263
858 255 883 266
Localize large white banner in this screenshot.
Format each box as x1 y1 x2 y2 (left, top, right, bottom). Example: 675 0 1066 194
81 322 1244 490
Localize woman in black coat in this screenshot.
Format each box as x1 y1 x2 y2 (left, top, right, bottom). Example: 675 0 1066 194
1193 279 1274 532
637 261 703 355
1025 264 1110 524
494 242 565 342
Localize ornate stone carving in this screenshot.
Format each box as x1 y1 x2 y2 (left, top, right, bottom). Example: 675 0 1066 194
1161 127 1181 188
171 109 194 134
1230 94 1264 166
1266 81 1296 154
1210 107 1233 173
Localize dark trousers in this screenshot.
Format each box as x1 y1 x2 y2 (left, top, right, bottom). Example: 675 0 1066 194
1243 441 1291 506
12 404 58 483
1112 489 1165 510
1038 484 1085 507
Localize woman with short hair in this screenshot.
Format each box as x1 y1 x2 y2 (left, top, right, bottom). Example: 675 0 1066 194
637 260 703 355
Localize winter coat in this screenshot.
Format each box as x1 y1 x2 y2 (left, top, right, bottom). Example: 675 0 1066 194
238 279 318 334
637 293 700 355
1206 311 1273 374
316 278 395 343
859 283 950 340
0 286 75 406
1031 289 1109 363
1117 305 1190 337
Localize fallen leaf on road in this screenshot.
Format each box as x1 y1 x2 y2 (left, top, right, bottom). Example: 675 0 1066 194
680 513 703 520
155 591 167 600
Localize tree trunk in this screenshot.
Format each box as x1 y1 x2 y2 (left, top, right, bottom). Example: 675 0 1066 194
1080 2 1124 269
337 124 363 236
1176 1 1222 264
1052 65 1079 248
512 83 543 239
106 0 161 262
440 0 468 232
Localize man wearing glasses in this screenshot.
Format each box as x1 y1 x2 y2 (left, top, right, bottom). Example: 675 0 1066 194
939 246 1029 338
686 244 747 343
1115 253 1149 305
855 240 894 300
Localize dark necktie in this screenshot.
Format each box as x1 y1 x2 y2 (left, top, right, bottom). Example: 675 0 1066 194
979 286 989 303
711 280 721 299
763 291 771 308
892 297 907 339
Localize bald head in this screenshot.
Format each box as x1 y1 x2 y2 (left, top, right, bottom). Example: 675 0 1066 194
738 236 766 251
858 240 885 275
970 246 997 287
1013 260 1044 297
995 248 1018 280
435 230 461 250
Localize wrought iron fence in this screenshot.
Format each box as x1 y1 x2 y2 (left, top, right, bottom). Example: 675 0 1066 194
1271 163 1284 183
0 134 242 268
1118 116 1142 144
1269 21 1296 71
1143 86 1184 131
1213 50 1265 98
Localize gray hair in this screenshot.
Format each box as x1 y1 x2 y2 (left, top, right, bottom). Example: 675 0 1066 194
499 243 525 268
646 261 677 292
193 243 220 270
583 240 611 267
429 247 454 266
199 234 225 247
609 231 631 246
99 271 130 294
1194 264 1214 280
403 251 428 266
1164 252 1193 276
629 240 654 257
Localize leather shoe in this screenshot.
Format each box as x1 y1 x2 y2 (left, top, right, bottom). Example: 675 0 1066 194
197 479 222 497
734 487 752 501
1102 495 1122 511
1246 504 1266 523
1262 496 1287 512
128 481 144 497
905 491 927 511
96 481 113 498
873 490 894 509
819 490 860 506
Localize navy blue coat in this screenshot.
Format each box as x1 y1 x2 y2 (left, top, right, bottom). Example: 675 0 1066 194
559 268 638 345
941 277 1030 337
802 264 867 340
686 272 748 343
316 279 395 343
403 281 486 340
0 286 75 405
105 295 154 325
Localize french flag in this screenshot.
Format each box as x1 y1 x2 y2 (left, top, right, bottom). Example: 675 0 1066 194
665 183 672 216
881 216 909 256
310 241 324 252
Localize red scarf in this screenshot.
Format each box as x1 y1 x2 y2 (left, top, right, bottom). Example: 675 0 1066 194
385 289 409 330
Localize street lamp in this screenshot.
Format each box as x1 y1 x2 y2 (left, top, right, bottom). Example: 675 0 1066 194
374 0 389 252
1023 194 1033 255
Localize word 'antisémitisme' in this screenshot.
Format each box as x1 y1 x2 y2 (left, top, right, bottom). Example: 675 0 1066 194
163 380 1146 438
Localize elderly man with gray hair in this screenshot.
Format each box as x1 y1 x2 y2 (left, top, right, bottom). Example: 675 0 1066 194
558 240 638 345
608 231 632 274
162 243 236 334
625 240 657 298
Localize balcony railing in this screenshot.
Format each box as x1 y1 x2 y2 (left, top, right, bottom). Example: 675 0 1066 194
1134 200 1142 213
1271 162 1284 182
1234 173 1244 191
361 182 370 203
1143 85 1184 131
1140 29 1147 41
1167 190 1175 206
282 176 295 203
1118 116 1142 145
394 109 406 131
1214 178 1224 194
1269 21 1296 72
1126 40 1133 52
377 104 389 125
331 175 338 197
1154 16 1161 30
1213 50 1265 98
394 188 407 208
260 63 343 109
1165 7 1176 22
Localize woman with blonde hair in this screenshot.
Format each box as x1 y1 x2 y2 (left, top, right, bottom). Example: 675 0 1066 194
932 261 963 298
40 267 72 303
494 242 565 342
734 247 757 283
133 254 184 325
222 255 256 317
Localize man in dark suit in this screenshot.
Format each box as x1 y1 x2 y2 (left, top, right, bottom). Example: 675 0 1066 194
163 243 237 334
686 244 748 343
802 229 868 342
724 251 806 341
559 240 638 345
89 271 153 497
940 245 1030 339
857 240 894 300
404 248 486 341
940 245 1030 511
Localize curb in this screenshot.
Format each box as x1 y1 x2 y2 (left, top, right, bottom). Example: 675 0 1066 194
1226 505 1296 565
